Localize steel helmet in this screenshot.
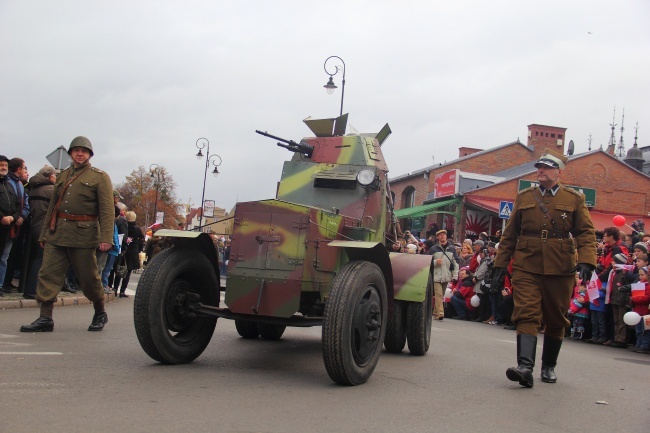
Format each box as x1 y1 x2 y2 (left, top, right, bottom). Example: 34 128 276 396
68 136 94 156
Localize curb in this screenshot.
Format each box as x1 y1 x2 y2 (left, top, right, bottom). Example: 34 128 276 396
0 292 116 310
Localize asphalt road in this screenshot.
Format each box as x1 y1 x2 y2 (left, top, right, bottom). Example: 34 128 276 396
1 272 649 433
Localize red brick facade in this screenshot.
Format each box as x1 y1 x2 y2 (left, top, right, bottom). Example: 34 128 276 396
389 123 650 240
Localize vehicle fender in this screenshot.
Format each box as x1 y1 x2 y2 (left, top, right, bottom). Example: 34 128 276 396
389 252 432 303
327 240 394 304
151 229 220 280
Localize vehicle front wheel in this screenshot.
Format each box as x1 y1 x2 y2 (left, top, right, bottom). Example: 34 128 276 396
133 247 219 364
322 261 387 385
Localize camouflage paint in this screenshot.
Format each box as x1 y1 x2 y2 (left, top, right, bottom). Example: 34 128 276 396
159 116 430 319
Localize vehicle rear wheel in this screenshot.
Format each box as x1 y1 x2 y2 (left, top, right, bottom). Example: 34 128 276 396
235 320 260 339
406 276 433 356
133 247 219 364
258 324 286 340
322 261 387 385
384 300 407 353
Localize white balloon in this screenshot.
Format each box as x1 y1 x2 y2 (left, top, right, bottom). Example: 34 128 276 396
444 288 452 299
470 295 480 307
623 311 641 326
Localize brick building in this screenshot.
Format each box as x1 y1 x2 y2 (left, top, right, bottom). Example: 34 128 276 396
390 123 650 241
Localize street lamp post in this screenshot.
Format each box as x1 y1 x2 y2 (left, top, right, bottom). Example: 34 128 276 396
149 164 161 227
323 55 346 116
195 138 222 232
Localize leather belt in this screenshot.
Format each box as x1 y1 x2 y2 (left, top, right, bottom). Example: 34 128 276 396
520 229 567 240
57 212 98 222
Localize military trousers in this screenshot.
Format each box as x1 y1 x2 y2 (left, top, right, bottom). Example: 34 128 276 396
36 243 104 303
511 270 574 340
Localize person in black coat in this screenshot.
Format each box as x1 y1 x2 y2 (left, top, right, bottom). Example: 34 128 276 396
112 211 144 297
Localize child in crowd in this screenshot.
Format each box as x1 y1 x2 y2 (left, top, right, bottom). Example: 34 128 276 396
449 267 476 320
628 266 650 354
587 273 608 344
568 272 590 340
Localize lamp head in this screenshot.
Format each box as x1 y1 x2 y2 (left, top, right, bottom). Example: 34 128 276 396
324 76 337 94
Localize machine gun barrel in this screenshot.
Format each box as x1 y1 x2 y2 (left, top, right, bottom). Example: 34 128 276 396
255 130 314 157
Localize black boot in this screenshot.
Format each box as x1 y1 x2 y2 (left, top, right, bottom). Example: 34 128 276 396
20 317 54 332
506 333 537 388
541 336 562 383
88 312 108 331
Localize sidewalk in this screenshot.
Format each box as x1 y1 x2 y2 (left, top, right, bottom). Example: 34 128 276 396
1 272 227 310
0 284 118 310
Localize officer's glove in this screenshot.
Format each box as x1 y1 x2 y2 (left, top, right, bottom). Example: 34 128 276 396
575 263 596 285
490 267 508 292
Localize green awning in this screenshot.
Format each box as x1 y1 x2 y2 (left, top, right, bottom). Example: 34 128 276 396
394 198 458 219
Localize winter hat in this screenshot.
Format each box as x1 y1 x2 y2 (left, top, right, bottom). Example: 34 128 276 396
473 239 485 247
38 165 58 177
634 242 648 254
613 253 628 264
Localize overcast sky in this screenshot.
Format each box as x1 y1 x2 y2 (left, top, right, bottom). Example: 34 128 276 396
2 1 649 213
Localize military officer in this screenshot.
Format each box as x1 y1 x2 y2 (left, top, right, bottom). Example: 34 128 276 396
20 136 114 332
492 148 597 388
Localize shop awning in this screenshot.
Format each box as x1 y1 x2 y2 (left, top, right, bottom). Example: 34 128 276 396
588 211 650 233
464 196 502 213
394 198 459 219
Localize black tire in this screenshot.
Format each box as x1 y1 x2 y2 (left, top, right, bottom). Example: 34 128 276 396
384 300 407 353
235 320 260 339
133 247 219 364
322 261 387 385
258 324 286 340
406 276 433 356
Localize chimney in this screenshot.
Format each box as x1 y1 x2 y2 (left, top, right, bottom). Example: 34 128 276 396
527 124 568 162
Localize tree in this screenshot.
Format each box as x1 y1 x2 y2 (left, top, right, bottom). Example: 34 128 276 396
115 165 183 229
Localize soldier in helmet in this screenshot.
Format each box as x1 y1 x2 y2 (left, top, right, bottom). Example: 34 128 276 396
492 148 597 388
20 136 115 332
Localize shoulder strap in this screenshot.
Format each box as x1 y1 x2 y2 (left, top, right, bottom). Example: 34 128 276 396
48 166 91 233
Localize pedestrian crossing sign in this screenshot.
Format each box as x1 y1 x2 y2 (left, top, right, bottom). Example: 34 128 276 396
499 201 514 219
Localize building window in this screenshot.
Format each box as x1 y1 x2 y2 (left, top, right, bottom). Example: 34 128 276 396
551 133 555 138
401 186 416 209
558 134 563 139
535 131 539 136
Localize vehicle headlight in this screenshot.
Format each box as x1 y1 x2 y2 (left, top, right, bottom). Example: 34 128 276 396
357 169 376 186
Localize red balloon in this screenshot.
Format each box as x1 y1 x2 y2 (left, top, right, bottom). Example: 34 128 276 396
613 215 626 227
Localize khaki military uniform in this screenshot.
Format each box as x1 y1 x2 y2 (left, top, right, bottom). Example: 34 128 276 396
37 162 114 303
495 185 597 339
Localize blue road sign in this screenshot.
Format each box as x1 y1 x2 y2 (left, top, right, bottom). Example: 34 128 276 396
499 201 514 219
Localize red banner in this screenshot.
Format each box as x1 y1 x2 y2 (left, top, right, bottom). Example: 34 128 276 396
433 169 458 199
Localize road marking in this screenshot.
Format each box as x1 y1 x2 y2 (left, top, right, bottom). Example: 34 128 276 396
0 352 63 355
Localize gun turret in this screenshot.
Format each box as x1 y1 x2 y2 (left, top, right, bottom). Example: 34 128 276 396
255 130 314 158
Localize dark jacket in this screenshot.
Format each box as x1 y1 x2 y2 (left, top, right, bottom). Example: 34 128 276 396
0 175 20 224
124 221 144 271
26 172 54 240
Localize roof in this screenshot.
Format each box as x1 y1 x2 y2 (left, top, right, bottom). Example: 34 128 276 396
393 197 459 219
390 139 527 182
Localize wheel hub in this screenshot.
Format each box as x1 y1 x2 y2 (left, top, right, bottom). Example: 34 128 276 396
351 286 383 365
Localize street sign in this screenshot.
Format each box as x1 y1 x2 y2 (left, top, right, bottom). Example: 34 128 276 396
203 200 215 218
518 180 596 207
499 201 514 219
46 145 72 170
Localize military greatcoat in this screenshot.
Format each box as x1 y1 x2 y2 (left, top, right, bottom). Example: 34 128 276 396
36 162 114 303
495 184 597 338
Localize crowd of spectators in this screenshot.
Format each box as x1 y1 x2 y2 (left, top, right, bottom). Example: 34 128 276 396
393 222 650 353
0 157 171 300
